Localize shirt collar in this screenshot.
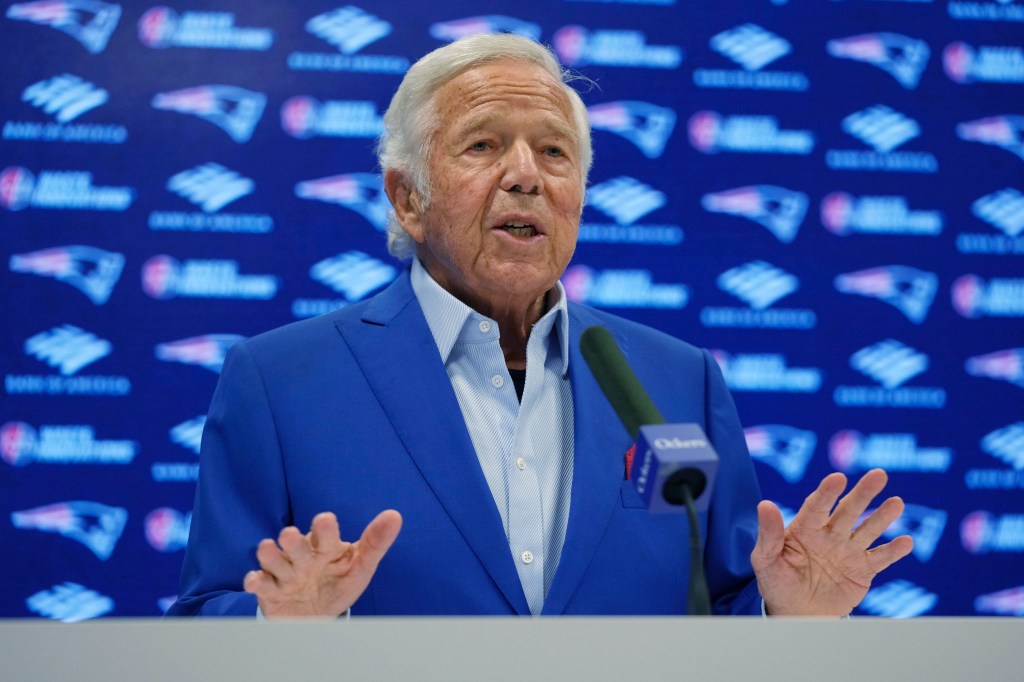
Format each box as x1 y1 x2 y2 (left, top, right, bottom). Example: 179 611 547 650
410 258 570 376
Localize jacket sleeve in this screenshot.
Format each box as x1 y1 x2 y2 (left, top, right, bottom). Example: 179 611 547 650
700 349 764 616
165 341 292 617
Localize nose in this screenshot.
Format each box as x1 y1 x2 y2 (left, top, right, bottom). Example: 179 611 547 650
500 140 541 195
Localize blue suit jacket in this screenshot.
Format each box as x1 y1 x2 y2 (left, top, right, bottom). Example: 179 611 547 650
169 271 764 617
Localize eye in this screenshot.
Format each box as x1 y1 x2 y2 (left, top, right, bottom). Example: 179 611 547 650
469 140 492 152
544 146 565 157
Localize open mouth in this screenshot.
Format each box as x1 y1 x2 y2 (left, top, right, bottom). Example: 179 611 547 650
497 221 538 238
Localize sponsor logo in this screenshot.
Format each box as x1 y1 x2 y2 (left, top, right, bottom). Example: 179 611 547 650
965 422 1024 490
588 101 676 159
142 255 278 300
829 430 952 473
949 0 1024 22
965 348 1024 388
878 503 946 563
944 42 1024 83
4 73 126 144
850 339 927 387
701 185 807 244
170 416 205 454
24 324 109 375
702 261 816 329
579 176 682 245
153 416 204 481
288 6 409 74
155 335 244 373
957 115 1024 160
974 188 1024 237
149 163 271 234
688 111 814 155
711 351 823 393
552 25 682 69
294 251 397 319
11 501 127 559
744 425 816 483
428 15 540 41
826 33 930 89
1 422 136 466
294 173 389 230
562 265 688 309
983 422 1024 469
952 275 1024 318
152 86 265 143
166 163 252 212
835 340 946 409
26 582 114 622
827 105 938 173
834 265 937 323
858 580 937 618
821 192 942 236
694 23 807 91
281 97 383 139
7 325 130 396
138 7 273 50
10 245 123 305
956 188 1024 254
974 586 1024 617
0 166 133 211
961 511 1024 553
21 73 106 122
6 0 121 53
145 508 190 552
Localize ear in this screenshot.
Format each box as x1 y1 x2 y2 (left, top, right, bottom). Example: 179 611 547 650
384 168 426 243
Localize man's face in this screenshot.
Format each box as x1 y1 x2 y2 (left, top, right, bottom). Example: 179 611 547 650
394 60 584 314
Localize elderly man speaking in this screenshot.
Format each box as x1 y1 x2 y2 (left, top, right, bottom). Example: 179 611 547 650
169 34 912 619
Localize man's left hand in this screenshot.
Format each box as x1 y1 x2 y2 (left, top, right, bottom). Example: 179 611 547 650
751 468 914 616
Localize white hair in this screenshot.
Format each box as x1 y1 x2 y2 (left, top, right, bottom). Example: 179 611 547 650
377 33 593 261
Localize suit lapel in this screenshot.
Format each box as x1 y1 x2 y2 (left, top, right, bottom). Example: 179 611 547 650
335 273 531 615
543 306 633 615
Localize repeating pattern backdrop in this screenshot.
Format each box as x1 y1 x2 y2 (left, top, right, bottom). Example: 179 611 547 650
1 0 1022 621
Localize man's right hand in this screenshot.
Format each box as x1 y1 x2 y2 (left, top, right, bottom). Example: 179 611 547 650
244 509 402 618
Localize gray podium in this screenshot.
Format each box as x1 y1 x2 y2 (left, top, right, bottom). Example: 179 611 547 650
1 617 1020 681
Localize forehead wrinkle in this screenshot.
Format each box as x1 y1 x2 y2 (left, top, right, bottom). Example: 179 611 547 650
454 112 579 146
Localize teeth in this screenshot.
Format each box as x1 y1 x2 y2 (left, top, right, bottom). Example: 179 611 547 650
502 224 537 237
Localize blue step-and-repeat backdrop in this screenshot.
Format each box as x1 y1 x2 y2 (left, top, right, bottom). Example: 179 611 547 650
1 0 1022 621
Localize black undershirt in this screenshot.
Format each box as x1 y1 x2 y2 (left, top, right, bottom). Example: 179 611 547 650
508 369 526 403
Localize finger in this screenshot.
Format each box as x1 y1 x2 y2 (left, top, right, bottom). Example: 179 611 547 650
867 535 914 574
255 538 294 581
791 472 847 530
309 512 343 555
243 569 274 595
751 500 785 570
277 525 313 564
352 509 403 568
851 496 905 549
829 468 889 535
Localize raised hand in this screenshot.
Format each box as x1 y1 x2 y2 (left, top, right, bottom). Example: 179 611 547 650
244 509 402 618
751 468 914 617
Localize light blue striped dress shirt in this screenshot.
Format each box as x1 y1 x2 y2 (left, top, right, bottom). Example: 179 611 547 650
410 259 574 615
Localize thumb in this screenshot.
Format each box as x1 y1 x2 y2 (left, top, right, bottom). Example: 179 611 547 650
356 509 403 566
751 500 785 570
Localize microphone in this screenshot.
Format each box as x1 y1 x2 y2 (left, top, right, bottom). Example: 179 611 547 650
579 325 718 615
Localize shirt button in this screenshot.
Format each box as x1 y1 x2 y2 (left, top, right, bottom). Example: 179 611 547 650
521 550 534 565
478 321 491 333
516 457 527 471
491 374 504 388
